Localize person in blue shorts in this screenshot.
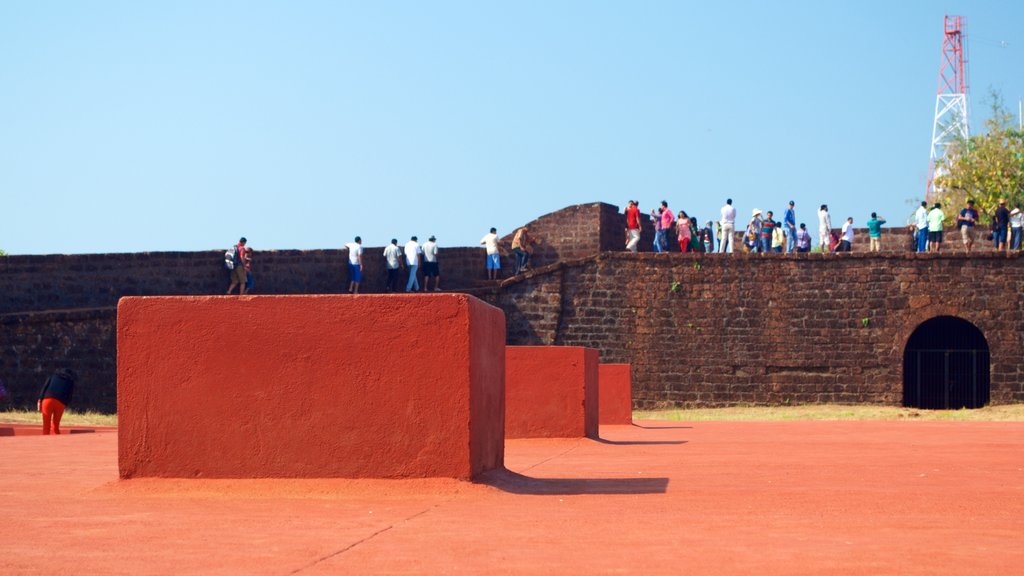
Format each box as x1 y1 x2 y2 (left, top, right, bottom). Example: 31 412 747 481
481 227 501 280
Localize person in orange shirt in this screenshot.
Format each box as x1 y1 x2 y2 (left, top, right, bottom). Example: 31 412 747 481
38 368 77 435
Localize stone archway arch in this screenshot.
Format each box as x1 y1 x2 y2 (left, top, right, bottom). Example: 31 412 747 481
902 315 990 409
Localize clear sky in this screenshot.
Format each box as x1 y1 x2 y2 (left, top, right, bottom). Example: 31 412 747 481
3 0 1022 254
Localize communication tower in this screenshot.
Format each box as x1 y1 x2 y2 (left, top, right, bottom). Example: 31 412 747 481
927 15 969 200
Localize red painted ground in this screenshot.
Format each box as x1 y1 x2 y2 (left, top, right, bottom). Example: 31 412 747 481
1 421 1022 575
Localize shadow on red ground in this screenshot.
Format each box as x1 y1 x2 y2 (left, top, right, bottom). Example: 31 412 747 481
1 420 1022 575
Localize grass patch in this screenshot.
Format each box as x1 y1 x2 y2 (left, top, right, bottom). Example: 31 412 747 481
0 410 117 427
635 404 1024 422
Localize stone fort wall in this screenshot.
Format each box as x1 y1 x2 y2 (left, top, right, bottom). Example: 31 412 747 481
1 202 1021 411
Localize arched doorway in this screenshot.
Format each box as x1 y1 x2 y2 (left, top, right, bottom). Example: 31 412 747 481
903 316 989 409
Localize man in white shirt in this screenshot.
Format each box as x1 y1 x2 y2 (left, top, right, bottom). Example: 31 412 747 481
404 236 422 292
422 235 441 292
480 227 500 280
818 205 832 252
838 217 854 252
912 201 928 252
382 239 402 292
719 198 736 253
344 236 363 294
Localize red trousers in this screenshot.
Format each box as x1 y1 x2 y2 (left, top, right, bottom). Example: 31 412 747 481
678 238 690 253
41 398 65 435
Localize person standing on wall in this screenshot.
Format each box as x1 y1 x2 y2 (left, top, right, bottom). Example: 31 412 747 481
914 201 929 252
927 202 945 252
404 236 422 291
344 236 363 294
647 204 663 252
624 200 641 253
38 368 76 435
837 217 854 252
480 227 500 280
383 239 402 292
994 198 1011 252
511 226 531 274
771 220 786 253
956 199 978 253
795 223 811 253
1010 207 1023 251
866 212 886 252
747 209 763 253
676 210 692 252
719 198 736 253
422 235 441 291
760 211 777 254
244 246 255 293
226 237 249 295
784 200 797 253
817 205 832 253
659 201 675 252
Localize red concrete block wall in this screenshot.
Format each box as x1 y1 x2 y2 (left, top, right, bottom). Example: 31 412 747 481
505 346 599 439
598 364 633 425
117 294 506 480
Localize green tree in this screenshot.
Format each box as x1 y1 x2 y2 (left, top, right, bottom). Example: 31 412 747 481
934 90 1024 222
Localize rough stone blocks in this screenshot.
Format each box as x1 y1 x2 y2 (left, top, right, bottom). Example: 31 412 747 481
598 364 633 425
117 294 506 480
505 346 599 439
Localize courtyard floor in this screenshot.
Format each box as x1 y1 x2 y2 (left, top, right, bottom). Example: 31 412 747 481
1 420 1021 575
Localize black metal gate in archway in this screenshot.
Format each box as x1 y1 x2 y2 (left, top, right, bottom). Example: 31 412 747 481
903 316 989 409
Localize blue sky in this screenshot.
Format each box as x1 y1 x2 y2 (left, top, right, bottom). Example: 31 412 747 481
3 0 1022 254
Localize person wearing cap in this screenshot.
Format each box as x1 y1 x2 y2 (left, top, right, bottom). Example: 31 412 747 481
1009 206 1023 251
927 202 945 252
422 235 441 291
383 239 403 292
817 205 832 253
344 236 363 294
784 201 797 253
226 237 249 295
624 200 641 253
956 199 978 253
994 198 1011 252
38 368 77 435
747 209 763 253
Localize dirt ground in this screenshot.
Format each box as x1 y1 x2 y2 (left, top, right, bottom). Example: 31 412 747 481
1 420 1022 575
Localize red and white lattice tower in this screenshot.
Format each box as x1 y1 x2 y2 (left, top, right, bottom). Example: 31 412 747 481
927 15 969 200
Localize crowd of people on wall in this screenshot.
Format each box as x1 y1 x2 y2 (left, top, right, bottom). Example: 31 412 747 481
624 197 1024 255
221 197 1024 296
223 225 543 295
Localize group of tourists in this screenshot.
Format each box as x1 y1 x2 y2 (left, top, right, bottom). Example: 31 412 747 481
623 196 1024 255
224 225 542 296
347 235 441 294
624 199 888 254
912 198 1024 253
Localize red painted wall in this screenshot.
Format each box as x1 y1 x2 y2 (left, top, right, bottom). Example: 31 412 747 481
598 364 633 425
117 294 506 480
505 346 599 439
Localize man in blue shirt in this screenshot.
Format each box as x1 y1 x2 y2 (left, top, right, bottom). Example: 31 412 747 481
784 201 797 253
956 199 978 253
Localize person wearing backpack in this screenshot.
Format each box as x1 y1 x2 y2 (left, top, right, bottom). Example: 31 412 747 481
226 237 249 295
